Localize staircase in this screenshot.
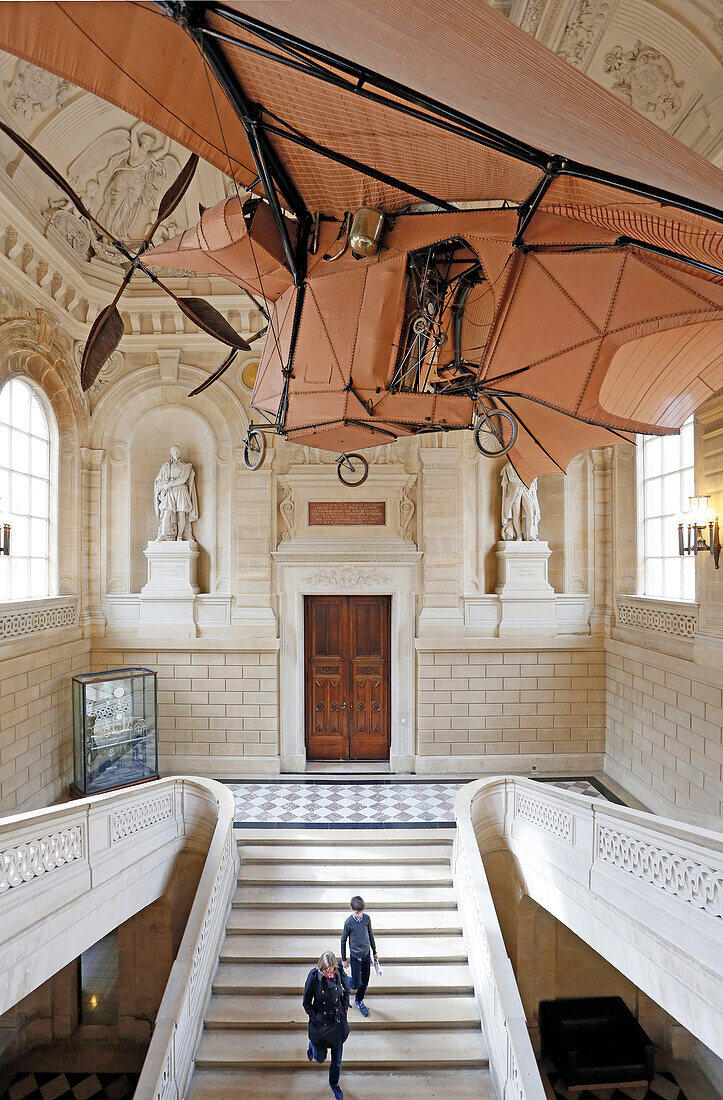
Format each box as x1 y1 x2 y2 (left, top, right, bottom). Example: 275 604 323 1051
188 828 492 1099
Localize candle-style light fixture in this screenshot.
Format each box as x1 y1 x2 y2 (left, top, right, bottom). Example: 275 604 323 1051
678 496 720 569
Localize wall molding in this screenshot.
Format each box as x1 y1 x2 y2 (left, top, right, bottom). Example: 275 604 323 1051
615 594 698 639
111 792 174 843
0 824 83 893
596 823 722 918
515 789 573 842
0 596 79 641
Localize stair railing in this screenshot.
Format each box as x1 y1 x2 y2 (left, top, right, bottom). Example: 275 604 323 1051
454 776 723 1098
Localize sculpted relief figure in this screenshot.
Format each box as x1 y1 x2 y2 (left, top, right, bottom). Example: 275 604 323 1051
68 121 177 240
500 462 540 541
154 446 199 541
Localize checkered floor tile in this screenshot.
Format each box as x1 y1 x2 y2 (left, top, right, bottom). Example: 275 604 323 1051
2 1072 137 1100
229 777 612 825
547 1068 687 1100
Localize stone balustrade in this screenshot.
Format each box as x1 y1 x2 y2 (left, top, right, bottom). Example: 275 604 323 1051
0 776 238 1100
454 776 723 1098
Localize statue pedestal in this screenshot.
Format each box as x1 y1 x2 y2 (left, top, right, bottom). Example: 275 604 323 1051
139 540 199 630
495 540 556 640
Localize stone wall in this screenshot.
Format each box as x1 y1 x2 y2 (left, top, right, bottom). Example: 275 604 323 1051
0 627 89 814
606 638 722 826
417 643 605 773
605 392 723 830
92 643 279 777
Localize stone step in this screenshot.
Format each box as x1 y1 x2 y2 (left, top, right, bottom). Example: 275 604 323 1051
233 884 458 908
213 962 474 996
238 863 453 886
226 908 463 934
204 993 481 1031
219 933 468 964
234 827 456 845
195 1027 489 1070
238 843 451 864
189 1068 494 1099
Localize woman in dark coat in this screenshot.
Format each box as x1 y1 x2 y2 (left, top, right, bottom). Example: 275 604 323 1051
303 949 351 1100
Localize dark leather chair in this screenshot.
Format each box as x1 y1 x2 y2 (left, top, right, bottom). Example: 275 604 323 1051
540 996 655 1090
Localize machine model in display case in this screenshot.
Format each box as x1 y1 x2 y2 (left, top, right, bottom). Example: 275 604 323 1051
72 667 158 796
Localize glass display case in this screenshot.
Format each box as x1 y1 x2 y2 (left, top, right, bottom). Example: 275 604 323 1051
72 667 158 796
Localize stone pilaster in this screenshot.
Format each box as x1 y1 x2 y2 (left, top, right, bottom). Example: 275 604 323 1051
79 446 105 634
418 445 464 631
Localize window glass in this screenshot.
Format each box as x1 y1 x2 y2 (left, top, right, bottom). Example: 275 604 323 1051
638 416 695 600
0 378 52 601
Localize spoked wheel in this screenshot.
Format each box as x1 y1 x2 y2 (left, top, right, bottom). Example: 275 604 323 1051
474 408 517 457
243 426 267 470
337 452 369 486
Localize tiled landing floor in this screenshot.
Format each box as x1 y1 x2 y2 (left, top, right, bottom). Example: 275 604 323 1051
1 1072 137 1100
547 1067 688 1100
229 776 618 826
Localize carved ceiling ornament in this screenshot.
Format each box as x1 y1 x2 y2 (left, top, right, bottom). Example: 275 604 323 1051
520 0 545 36
604 41 685 120
4 60 73 119
45 120 180 264
69 120 179 240
557 0 611 68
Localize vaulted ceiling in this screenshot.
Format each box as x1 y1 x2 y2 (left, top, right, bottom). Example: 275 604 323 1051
0 0 719 328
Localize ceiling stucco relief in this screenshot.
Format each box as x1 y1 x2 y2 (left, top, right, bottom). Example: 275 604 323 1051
556 0 612 68
507 0 722 160
4 60 74 120
604 41 685 118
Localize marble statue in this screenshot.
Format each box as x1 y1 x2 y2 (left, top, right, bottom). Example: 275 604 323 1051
154 446 199 541
500 462 540 541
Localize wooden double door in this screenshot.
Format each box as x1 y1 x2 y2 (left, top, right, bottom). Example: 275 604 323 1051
305 595 391 761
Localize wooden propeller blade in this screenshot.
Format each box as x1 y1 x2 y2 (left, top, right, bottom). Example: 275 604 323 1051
146 152 199 241
187 350 239 397
81 305 124 391
0 120 111 241
176 296 250 349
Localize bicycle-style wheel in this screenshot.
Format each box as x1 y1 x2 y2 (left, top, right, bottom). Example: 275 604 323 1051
474 409 517 457
337 452 369 486
243 427 267 470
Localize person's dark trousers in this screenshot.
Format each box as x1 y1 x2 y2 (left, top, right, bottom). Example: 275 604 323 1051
310 1041 343 1087
350 953 371 1003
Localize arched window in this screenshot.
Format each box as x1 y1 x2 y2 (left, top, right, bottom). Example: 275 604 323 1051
638 416 695 601
0 378 52 601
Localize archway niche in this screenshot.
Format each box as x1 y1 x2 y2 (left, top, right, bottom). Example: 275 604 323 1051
129 406 215 593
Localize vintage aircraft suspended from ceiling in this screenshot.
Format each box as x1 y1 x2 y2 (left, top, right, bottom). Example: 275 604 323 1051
0 1 720 486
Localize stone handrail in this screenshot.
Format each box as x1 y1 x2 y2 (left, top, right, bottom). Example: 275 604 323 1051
454 777 723 1096
0 777 238 1100
454 782 546 1100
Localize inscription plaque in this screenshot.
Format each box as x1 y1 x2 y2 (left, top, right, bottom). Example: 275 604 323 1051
308 501 386 527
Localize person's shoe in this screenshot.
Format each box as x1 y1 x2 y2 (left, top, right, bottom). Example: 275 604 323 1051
355 1000 370 1017
331 1087 343 1100
307 1044 313 1061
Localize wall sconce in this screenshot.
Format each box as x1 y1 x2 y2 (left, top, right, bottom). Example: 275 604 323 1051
0 502 10 556
678 496 720 569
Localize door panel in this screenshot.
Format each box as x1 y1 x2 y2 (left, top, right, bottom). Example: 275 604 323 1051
305 595 391 762
348 597 391 760
305 597 348 760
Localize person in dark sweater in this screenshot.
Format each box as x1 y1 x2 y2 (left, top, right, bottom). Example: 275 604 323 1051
341 895 378 1017
302 949 351 1100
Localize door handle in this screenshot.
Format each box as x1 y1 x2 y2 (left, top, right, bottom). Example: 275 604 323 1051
341 702 347 709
